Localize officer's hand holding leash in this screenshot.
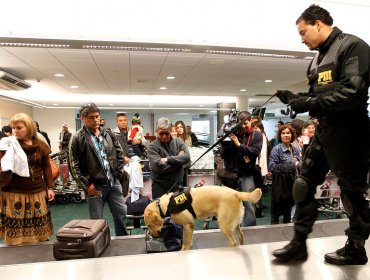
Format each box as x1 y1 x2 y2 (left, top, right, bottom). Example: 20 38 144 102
276 90 314 119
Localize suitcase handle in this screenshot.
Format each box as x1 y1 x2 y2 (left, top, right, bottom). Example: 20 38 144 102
65 239 82 247
59 248 88 253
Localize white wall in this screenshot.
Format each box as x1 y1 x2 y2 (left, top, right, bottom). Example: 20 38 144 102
0 100 32 126
33 108 76 153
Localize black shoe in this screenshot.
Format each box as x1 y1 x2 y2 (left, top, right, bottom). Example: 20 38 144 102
324 240 368 265
273 240 308 262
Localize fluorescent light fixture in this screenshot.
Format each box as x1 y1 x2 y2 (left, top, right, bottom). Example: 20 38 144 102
108 103 114 106
70 85 79 89
0 42 70 48
159 87 167 90
83 45 191 53
240 89 247 92
52 103 58 106
264 80 272 83
166 76 175 80
54 73 64 77
206 50 298 59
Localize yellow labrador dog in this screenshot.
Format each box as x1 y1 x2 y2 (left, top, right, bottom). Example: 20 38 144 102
144 186 262 250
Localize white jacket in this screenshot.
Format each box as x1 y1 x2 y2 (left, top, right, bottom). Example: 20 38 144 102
256 134 268 177
0 136 30 177
124 156 143 202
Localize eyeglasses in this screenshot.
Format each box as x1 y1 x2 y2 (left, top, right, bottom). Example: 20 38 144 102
158 131 170 136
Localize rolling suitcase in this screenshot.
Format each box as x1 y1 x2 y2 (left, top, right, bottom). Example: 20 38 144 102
53 219 110 260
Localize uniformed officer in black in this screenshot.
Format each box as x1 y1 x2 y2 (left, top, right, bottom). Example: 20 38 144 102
273 5 370 265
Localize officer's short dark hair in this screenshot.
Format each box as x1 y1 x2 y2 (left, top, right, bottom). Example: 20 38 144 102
296 4 333 26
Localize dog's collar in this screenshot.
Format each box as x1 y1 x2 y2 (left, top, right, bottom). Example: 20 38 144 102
155 198 168 218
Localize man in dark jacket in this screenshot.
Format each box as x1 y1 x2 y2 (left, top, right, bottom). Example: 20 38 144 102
273 5 370 265
68 103 128 236
221 111 263 227
147 117 191 199
34 121 51 147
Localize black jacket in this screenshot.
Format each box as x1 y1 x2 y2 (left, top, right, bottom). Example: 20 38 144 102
68 126 125 190
304 27 370 119
221 129 263 176
147 137 190 191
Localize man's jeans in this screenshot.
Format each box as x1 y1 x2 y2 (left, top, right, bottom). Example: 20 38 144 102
87 181 128 236
238 175 256 227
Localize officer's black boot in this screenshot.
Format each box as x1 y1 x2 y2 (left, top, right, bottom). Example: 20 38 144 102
324 239 368 265
273 232 308 262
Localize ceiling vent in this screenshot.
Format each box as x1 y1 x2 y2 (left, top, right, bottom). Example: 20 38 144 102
0 70 31 90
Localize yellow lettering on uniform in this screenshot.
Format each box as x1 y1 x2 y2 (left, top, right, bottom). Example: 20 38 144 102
174 193 187 205
317 70 333 85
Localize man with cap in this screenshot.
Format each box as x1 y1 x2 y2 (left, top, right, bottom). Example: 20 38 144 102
220 111 263 227
58 123 72 163
128 113 146 157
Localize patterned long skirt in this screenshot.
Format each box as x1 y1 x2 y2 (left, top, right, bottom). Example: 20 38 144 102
0 190 53 245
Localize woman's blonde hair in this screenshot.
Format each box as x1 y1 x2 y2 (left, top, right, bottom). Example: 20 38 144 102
10 113 37 139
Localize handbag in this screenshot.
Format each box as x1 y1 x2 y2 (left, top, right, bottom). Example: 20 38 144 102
145 217 183 253
217 169 238 189
120 170 129 197
126 195 150 215
49 158 60 181
0 170 12 188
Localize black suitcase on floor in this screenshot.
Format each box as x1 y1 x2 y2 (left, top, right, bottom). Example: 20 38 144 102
53 219 110 260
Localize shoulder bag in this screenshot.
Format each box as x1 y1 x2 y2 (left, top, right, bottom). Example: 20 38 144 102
49 158 60 181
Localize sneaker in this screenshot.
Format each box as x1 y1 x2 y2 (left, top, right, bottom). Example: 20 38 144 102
273 240 308 262
325 239 368 265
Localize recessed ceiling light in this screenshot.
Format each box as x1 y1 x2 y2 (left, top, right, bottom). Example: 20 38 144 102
166 76 175 80
240 89 247 92
159 87 167 90
199 104 204 107
70 85 79 89
54 73 64 77
149 104 153 107
52 103 58 106
264 80 272 83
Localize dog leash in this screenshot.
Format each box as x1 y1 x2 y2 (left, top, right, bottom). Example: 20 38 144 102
165 118 246 194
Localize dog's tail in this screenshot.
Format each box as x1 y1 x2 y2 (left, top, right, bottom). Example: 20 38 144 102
237 188 262 203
